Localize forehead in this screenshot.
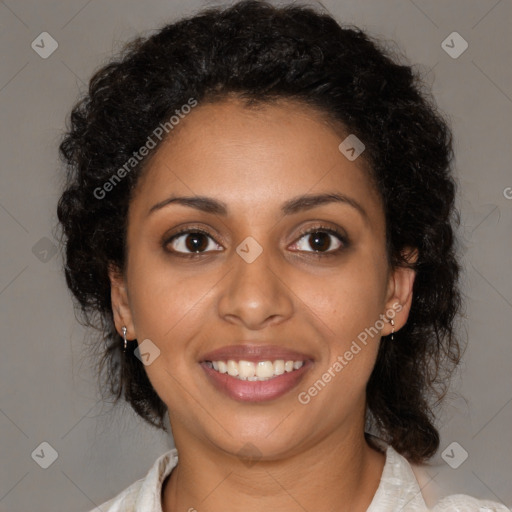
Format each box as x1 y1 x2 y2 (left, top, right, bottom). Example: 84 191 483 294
130 97 383 223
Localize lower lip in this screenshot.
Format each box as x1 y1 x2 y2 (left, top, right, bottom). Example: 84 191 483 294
200 361 312 402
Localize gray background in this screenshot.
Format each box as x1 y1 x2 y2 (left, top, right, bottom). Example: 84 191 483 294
0 0 511 510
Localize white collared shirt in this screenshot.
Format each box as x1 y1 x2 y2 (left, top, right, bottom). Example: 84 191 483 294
88 445 510 511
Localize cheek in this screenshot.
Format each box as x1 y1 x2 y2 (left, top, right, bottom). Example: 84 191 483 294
297 258 387 337
126 249 226 370
295 256 388 397
125 266 214 404
128 269 214 342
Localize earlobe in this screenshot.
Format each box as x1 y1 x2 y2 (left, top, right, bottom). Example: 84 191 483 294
108 263 135 339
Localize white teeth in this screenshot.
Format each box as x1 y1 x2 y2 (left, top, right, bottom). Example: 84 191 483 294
256 361 274 378
208 359 305 380
274 360 285 375
238 360 255 380
227 360 239 377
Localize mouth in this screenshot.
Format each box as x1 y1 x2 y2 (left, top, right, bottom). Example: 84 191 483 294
199 344 314 402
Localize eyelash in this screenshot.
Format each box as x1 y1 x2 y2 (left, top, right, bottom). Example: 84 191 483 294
163 224 349 259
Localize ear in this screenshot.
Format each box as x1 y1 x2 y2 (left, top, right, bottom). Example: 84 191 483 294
108 263 135 340
382 247 418 337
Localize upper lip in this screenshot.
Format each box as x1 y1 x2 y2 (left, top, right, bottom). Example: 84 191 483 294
200 343 314 363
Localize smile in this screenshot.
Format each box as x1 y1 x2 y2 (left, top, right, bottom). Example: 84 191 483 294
200 359 312 402
205 359 305 381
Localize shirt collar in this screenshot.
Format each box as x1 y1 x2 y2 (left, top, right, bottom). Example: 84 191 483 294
134 448 178 512
367 444 428 511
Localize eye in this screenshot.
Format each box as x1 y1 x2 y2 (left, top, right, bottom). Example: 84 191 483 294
163 224 349 258
290 225 348 255
164 228 223 256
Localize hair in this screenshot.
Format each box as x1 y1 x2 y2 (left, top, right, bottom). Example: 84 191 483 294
56 0 463 463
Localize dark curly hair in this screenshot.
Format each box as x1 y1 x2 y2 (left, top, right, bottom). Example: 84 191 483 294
56 0 463 463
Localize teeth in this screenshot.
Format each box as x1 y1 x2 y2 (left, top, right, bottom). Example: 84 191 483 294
238 360 255 380
208 359 305 380
256 361 274 378
274 360 285 375
227 360 239 377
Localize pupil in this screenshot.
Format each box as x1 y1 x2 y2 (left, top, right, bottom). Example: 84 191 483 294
310 232 329 251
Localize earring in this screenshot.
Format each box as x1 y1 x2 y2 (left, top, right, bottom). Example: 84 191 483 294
122 326 127 352
390 319 395 341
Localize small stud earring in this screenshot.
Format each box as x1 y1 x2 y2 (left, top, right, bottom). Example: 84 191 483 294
390 319 395 341
122 326 127 352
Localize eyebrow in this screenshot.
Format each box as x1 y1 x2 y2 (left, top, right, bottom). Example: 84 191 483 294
148 192 368 222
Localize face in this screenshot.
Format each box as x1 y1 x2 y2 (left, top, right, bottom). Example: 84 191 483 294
110 97 416 460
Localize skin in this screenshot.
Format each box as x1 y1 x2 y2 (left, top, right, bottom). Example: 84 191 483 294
109 97 417 512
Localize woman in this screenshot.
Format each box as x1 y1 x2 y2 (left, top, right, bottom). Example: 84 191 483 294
56 1 509 510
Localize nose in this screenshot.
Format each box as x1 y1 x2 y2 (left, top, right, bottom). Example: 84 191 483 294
217 241 294 330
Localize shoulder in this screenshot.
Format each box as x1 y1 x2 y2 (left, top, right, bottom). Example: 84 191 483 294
369 437 510 512
430 494 510 512
88 480 143 512
86 448 179 512
408 451 510 512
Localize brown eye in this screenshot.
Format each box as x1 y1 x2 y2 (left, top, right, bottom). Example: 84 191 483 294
291 226 348 255
165 229 222 255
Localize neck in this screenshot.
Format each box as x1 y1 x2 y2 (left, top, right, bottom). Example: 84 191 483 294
162 423 386 512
